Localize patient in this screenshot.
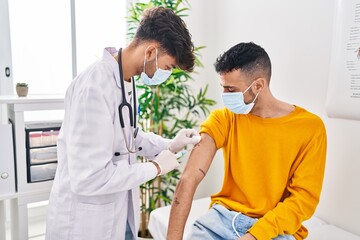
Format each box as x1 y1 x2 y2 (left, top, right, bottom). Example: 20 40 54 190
166 42 327 240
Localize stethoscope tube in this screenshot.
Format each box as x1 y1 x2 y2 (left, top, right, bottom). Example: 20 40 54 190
117 48 139 154
118 48 137 129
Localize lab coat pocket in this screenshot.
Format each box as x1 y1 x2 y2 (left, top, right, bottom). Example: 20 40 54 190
71 202 115 240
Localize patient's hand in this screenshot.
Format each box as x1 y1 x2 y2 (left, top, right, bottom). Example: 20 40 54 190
240 233 256 240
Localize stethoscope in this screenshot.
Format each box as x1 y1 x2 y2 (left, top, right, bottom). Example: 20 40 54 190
115 48 142 156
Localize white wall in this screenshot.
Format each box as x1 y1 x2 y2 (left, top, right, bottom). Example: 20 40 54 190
184 1 225 199
186 0 360 236
0 0 14 124
0 0 13 96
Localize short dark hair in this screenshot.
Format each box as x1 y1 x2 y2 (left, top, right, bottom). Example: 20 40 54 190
135 7 195 72
214 42 272 81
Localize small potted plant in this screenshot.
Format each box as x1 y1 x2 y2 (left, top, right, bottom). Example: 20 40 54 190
16 82 29 97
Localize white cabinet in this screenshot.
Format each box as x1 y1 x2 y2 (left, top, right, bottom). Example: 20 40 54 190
0 94 64 240
0 123 15 196
0 124 15 240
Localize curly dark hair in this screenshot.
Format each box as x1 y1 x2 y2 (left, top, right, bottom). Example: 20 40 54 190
135 7 195 72
214 42 272 82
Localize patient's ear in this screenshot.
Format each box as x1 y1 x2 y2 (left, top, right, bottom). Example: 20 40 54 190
253 78 266 93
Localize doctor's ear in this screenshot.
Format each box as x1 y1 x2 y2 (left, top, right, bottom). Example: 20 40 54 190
144 44 158 61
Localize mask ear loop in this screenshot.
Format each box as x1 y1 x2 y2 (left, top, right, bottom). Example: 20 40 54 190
252 91 260 103
244 81 260 103
155 48 159 70
144 48 158 75
143 51 147 74
243 81 256 94
143 46 152 75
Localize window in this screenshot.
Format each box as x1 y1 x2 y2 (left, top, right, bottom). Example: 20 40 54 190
8 0 127 95
75 0 127 73
8 0 72 95
8 0 127 121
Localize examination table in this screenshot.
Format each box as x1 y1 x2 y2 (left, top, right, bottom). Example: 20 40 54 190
148 197 360 240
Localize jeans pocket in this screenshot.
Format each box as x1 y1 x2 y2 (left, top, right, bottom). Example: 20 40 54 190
233 213 257 236
71 202 115 240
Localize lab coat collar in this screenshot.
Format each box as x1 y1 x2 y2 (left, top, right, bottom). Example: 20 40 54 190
103 47 125 89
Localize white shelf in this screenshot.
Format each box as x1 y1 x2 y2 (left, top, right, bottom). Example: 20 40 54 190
0 193 17 201
0 94 64 104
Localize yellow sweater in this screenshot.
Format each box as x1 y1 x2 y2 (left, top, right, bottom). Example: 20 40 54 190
200 106 327 240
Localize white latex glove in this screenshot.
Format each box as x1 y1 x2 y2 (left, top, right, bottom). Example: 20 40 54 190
168 129 201 153
152 150 180 176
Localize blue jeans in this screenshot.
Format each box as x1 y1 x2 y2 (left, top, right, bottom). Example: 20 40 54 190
190 204 295 240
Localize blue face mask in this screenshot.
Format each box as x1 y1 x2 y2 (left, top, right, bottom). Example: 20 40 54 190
222 82 259 114
141 48 172 86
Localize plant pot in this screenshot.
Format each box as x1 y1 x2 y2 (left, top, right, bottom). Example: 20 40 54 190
16 86 28 97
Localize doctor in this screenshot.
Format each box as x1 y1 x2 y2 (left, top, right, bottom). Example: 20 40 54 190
45 7 199 240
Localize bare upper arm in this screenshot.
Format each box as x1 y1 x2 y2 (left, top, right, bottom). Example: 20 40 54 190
182 133 217 183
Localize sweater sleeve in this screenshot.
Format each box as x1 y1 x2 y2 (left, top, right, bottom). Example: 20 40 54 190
248 132 327 239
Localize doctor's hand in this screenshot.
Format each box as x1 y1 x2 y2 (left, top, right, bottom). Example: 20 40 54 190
152 150 179 176
168 129 201 153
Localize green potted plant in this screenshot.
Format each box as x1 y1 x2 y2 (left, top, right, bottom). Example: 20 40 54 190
127 0 216 237
16 82 29 97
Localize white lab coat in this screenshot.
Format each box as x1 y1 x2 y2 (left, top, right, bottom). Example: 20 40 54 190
45 48 170 240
